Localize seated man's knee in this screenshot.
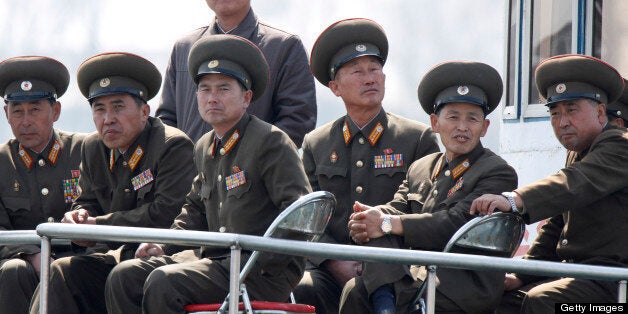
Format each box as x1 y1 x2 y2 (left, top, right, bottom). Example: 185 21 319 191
522 283 555 311
49 256 72 272
142 265 190 302
112 259 146 278
107 259 140 289
0 259 36 279
144 267 172 291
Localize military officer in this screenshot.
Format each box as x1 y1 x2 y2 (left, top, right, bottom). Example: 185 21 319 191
29 52 196 314
294 18 439 313
341 61 518 313
471 54 628 313
104 35 311 314
0 56 85 314
606 78 628 127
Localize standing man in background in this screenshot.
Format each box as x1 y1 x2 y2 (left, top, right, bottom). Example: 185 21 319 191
294 18 440 313
0 56 85 314
29 52 196 314
156 0 316 145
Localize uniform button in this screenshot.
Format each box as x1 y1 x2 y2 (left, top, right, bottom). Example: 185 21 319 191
444 170 451 177
561 239 568 246
219 226 226 233
122 161 128 167
124 188 131 193
41 188 49 195
47 217 55 223
218 175 222 182
219 202 222 208
358 137 365 144
432 189 438 196
219 148 226 155
356 160 364 168
38 159 46 167
355 186 363 194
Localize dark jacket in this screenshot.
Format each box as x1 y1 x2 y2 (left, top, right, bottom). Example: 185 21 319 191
516 125 628 284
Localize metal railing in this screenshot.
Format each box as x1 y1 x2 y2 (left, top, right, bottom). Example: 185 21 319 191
0 230 40 245
1 224 625 313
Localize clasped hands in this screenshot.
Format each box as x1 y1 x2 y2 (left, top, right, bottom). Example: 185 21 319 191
348 201 387 244
60 208 97 247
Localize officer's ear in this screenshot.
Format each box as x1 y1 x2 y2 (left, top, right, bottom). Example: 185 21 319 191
595 102 607 125
429 113 440 133
328 79 342 97
51 100 61 122
480 119 490 137
141 102 150 119
242 90 252 109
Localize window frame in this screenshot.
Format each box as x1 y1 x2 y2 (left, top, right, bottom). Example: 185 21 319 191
504 0 587 120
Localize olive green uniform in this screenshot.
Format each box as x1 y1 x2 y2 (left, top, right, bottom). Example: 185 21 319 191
29 117 195 314
512 125 628 312
104 114 312 314
0 130 85 314
340 144 518 313
294 109 439 312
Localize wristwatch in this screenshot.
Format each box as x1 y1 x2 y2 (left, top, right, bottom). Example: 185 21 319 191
501 192 520 214
381 215 392 234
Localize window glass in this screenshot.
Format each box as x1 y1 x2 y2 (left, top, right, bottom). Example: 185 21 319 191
505 0 518 109
593 0 628 77
528 0 572 104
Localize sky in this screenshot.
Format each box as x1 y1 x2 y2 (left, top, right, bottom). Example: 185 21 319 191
0 0 507 146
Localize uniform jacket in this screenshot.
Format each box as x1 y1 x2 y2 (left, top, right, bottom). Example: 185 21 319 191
364 144 518 313
165 114 311 279
0 130 85 259
516 124 628 284
74 117 195 245
301 110 439 252
155 9 316 145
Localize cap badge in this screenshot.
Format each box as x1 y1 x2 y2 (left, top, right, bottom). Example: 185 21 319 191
208 60 219 68
457 86 469 95
20 81 32 91
355 44 367 52
100 78 111 87
555 83 566 94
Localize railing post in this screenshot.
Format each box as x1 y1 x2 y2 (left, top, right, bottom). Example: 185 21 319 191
229 245 242 314
425 265 437 314
619 280 627 303
39 235 51 314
